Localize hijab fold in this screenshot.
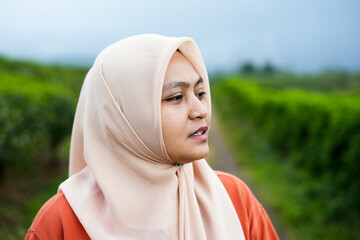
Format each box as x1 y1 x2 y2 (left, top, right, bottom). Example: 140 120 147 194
59 34 245 240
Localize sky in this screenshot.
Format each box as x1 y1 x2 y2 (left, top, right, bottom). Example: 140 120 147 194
0 0 359 73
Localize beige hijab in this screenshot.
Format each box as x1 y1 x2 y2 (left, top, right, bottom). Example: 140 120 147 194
59 34 245 240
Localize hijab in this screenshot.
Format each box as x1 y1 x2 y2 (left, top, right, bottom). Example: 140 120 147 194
59 34 245 240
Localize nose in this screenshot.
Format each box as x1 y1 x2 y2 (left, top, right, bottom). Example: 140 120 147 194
188 95 208 120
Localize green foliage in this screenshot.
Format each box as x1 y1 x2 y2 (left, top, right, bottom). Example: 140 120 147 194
0 85 75 179
237 61 278 75
0 56 87 96
0 57 84 239
0 59 82 180
0 139 69 240
212 77 360 238
239 61 256 74
262 62 276 74
228 72 360 94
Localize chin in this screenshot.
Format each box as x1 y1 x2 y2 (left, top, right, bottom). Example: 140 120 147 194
178 150 209 164
169 142 209 164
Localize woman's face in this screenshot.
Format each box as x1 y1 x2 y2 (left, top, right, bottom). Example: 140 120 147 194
161 51 211 164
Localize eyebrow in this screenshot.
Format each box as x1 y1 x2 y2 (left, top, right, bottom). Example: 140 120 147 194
163 77 203 92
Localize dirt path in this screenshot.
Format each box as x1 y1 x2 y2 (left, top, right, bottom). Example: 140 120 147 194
207 114 240 175
207 113 286 239
207 112 246 178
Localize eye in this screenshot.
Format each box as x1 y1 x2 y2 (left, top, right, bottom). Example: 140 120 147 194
196 91 206 99
165 94 183 102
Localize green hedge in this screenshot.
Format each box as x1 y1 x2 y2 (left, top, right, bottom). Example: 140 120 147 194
0 56 87 96
212 77 360 223
0 72 76 179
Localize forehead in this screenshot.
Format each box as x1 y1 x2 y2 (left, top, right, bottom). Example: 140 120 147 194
162 77 203 92
164 51 200 84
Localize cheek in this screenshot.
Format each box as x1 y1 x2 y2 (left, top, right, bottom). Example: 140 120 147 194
161 110 186 160
203 99 211 126
206 104 211 123
161 108 184 141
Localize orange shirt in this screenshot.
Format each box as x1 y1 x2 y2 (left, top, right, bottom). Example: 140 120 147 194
26 171 278 240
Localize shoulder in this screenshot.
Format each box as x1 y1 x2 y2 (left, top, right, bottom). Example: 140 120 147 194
215 170 247 189
215 170 279 240
215 170 253 203
29 192 69 228
26 192 68 239
215 170 260 215
26 191 90 240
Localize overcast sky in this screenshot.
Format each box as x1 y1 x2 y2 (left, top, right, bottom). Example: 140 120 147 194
1 0 359 73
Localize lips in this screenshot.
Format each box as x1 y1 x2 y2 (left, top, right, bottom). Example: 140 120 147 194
189 126 208 140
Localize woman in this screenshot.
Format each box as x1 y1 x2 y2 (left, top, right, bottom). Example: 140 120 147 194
26 34 278 240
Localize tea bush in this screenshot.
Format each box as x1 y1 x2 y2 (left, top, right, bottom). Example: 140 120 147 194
0 72 76 179
213 77 360 224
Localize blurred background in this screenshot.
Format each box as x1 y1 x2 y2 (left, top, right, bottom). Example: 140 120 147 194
1 0 359 239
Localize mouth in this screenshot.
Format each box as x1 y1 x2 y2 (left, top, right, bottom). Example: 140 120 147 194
189 126 208 141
